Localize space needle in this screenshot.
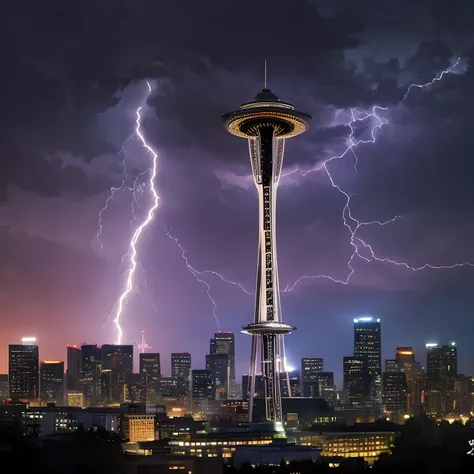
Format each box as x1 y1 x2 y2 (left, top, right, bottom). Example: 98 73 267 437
223 76 311 424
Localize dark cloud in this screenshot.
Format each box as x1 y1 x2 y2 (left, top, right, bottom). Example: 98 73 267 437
2 0 474 379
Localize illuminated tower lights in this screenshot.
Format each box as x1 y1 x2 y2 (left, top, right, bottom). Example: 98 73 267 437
223 87 311 424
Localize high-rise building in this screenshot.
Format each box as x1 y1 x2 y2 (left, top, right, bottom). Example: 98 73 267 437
102 344 134 403
210 332 235 396
191 369 214 410
40 360 64 404
395 347 417 410
224 86 311 423
343 356 366 407
80 344 102 406
206 353 229 400
382 371 407 416
9 338 39 400
171 353 191 399
301 358 323 396
426 342 457 415
353 317 381 406
66 345 81 392
139 353 161 402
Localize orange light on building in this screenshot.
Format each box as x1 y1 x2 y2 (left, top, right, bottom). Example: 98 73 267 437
396 350 413 356
42 360 63 364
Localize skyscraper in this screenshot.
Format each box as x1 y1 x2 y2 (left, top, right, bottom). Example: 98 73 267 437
353 317 381 406
192 369 214 411
139 353 161 402
206 353 229 399
40 360 65 404
102 344 133 403
382 371 407 416
426 342 457 415
171 353 191 400
343 356 366 407
224 86 310 423
210 332 235 395
9 338 39 400
80 344 102 406
395 347 417 410
301 358 323 396
66 345 81 392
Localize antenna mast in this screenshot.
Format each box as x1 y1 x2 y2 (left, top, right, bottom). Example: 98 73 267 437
264 60 267 89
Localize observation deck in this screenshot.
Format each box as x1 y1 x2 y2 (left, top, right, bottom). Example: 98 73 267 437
242 322 296 335
223 88 311 139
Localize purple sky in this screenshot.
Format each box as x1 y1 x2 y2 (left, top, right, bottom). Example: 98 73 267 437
2 0 474 384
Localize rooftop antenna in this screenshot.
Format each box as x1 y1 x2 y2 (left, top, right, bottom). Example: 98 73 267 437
264 60 267 89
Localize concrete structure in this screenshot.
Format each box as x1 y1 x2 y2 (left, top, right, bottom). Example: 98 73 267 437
223 86 310 423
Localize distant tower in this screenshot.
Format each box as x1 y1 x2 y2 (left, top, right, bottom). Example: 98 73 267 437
223 85 311 423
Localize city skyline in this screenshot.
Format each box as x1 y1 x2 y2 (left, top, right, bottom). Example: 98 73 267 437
2 1 474 389
0 325 465 388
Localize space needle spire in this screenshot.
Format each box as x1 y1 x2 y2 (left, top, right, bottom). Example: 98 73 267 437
223 86 311 424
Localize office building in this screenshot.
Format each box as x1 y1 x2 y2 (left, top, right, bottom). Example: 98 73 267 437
80 344 102 406
301 358 324 396
395 347 418 409
206 353 229 400
426 342 457 415
102 344 133 402
224 86 310 423
210 332 235 394
192 369 214 410
354 317 381 406
343 356 366 407
40 360 65 404
122 413 155 443
171 353 191 399
9 338 39 400
139 352 161 401
382 371 407 417
66 345 81 392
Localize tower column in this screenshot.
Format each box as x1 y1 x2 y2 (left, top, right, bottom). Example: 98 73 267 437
223 87 311 426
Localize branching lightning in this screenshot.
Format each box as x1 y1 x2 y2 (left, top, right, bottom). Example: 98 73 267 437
99 80 160 344
166 228 253 327
284 57 474 292
96 59 470 335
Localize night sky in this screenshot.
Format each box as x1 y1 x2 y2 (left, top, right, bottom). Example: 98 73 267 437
2 0 474 385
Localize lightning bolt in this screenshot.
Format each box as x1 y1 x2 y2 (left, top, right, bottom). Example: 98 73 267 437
285 57 472 292
111 80 160 344
166 228 252 327
94 134 135 249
